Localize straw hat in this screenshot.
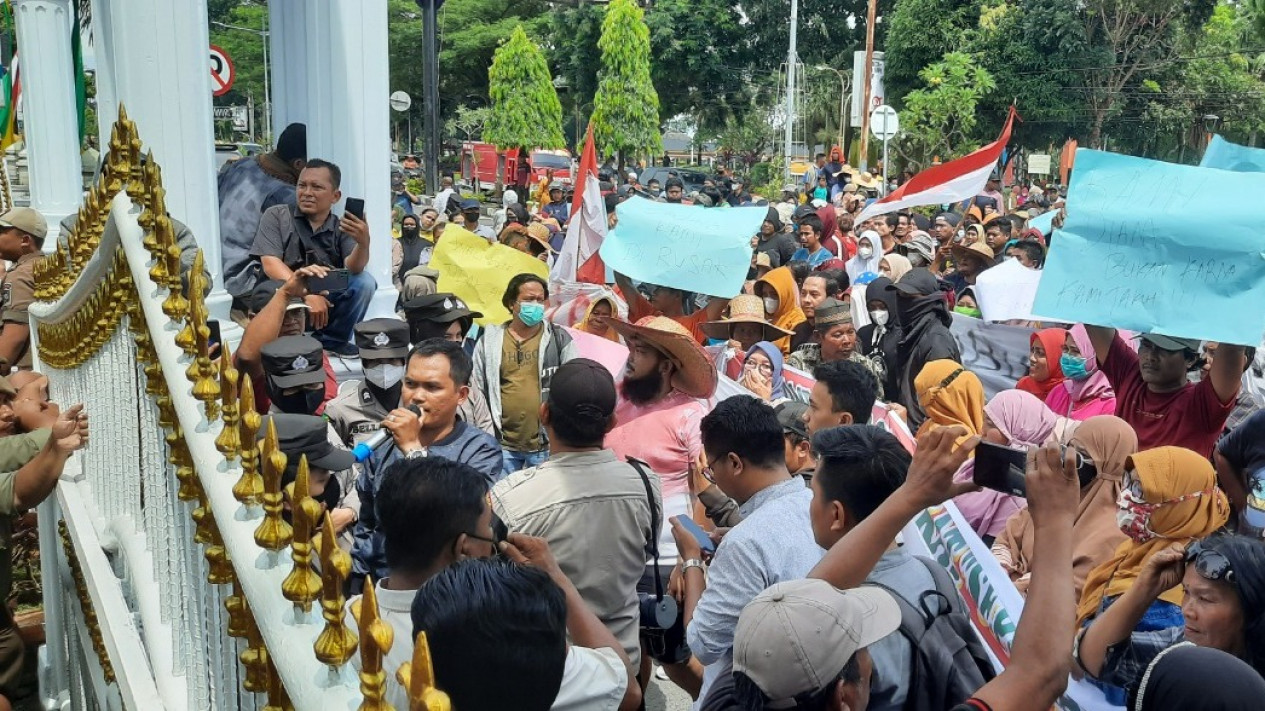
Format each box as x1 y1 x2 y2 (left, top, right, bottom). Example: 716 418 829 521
701 295 794 342
609 316 718 399
951 240 995 264
855 172 881 190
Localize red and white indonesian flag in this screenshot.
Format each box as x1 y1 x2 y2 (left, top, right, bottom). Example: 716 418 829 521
551 125 608 284
856 107 1018 224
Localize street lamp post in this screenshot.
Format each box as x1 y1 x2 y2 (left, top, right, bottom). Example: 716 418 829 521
815 65 849 157
211 19 272 145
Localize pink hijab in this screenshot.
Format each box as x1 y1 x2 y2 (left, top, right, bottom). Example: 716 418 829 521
1047 324 1115 419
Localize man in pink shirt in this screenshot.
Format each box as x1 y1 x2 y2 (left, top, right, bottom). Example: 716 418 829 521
604 316 718 698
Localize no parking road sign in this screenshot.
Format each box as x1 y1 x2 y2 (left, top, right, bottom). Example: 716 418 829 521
210 45 235 97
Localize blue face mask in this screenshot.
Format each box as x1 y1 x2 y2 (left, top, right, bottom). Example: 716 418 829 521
1060 353 1090 380
518 302 546 327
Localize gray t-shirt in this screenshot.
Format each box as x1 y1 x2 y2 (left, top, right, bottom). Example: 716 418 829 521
250 203 356 271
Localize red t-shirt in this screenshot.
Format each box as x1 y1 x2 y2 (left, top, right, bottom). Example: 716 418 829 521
1100 334 1234 457
626 289 710 344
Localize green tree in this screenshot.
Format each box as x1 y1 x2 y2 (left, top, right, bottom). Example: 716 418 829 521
896 52 996 165
883 0 980 104
644 0 754 131
484 25 565 193
715 111 774 170
591 0 662 162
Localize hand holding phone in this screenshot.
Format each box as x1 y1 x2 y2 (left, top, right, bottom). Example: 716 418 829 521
671 515 716 556
307 268 352 295
344 198 365 220
972 440 1029 497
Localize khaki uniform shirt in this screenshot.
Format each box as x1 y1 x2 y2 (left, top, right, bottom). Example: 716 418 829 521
1 253 42 369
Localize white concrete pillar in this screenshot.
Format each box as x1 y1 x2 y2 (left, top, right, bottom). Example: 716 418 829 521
103 0 229 319
12 0 83 228
269 0 397 317
88 0 118 152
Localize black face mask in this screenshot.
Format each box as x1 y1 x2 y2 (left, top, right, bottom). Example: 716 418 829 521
402 226 420 238
268 385 325 415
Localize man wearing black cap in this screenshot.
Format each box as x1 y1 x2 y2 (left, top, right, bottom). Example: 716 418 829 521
401 294 496 435
490 358 659 671
459 198 497 242
326 319 412 451
1085 327 1243 457
886 269 960 430
236 268 336 414
256 413 355 516
352 339 502 582
220 122 307 300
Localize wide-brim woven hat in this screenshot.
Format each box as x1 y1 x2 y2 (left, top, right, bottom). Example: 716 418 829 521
609 316 718 399
701 295 794 342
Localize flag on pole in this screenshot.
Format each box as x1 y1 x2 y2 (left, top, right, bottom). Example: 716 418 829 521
550 124 608 284
0 54 20 152
72 2 86 143
856 106 1018 223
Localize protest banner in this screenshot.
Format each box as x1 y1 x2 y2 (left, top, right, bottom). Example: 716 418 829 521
1200 134 1265 173
600 196 764 297
950 313 1033 399
564 326 629 379
1033 149 1265 346
973 259 1043 322
430 225 550 325
901 504 1114 711
1027 209 1056 236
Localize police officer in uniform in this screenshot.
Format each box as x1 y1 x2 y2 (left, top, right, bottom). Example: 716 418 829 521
325 319 411 450
401 294 496 435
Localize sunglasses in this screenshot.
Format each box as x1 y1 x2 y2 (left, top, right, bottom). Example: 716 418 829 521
1185 541 1236 584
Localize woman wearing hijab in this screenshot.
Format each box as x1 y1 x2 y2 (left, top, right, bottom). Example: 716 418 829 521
1047 324 1117 420
1078 534 1265 703
1126 645 1265 711
858 276 901 402
816 204 846 259
878 253 913 283
753 266 807 355
993 415 1137 597
574 296 621 343
492 189 520 234
391 210 437 295
915 360 986 440
845 230 882 283
1017 328 1068 400
739 341 786 402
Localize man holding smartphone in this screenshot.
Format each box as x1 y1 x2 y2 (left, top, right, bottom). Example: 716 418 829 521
251 158 376 358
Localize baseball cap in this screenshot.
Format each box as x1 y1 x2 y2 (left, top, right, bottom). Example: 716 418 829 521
260 335 325 389
459 198 481 211
775 402 808 439
0 207 48 243
257 413 355 472
245 279 310 315
354 318 411 359
546 358 616 420
885 268 941 297
733 580 901 708
1137 333 1202 353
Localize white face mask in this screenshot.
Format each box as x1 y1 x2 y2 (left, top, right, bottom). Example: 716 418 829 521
870 310 889 326
764 297 780 314
858 246 874 260
364 363 406 390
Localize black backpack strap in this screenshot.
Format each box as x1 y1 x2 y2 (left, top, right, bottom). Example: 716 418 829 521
626 457 664 601
863 579 929 711
914 555 960 617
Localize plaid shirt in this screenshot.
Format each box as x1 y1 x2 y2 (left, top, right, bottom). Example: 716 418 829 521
1095 625 1183 692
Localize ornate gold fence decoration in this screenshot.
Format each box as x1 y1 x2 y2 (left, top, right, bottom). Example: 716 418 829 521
37 105 453 710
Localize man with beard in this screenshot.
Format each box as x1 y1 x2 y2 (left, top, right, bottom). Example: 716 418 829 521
604 316 718 698
885 269 961 430
326 319 412 452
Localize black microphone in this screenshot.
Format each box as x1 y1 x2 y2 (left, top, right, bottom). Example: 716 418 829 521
352 404 421 462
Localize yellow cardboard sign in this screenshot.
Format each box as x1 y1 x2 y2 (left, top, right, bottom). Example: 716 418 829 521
431 225 549 325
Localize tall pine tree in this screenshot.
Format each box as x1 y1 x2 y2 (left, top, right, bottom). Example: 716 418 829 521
485 25 566 193
591 0 662 163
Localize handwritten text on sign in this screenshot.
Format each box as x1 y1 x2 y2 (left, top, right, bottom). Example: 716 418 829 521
601 197 764 298
1032 149 1265 346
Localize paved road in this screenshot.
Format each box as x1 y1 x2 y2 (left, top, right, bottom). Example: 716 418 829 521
646 676 694 711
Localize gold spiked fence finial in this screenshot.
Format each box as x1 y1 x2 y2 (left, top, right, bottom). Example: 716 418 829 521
234 373 265 507
254 417 293 552
398 631 451 711
315 512 358 668
352 577 390 710
216 338 242 459
281 455 322 614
